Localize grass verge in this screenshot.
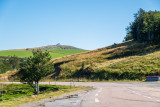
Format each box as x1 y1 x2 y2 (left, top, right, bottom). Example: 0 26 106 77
0 83 90 107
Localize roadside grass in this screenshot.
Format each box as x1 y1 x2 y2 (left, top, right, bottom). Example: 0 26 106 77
0 83 89 107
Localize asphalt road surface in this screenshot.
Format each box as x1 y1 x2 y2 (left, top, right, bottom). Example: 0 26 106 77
41 82 160 107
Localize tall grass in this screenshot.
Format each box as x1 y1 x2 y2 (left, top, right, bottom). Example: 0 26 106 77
51 40 160 81
0 84 70 101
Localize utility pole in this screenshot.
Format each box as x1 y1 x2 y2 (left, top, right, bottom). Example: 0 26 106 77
70 70 72 88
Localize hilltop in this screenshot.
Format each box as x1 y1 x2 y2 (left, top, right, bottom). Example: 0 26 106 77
25 43 81 50
45 40 160 81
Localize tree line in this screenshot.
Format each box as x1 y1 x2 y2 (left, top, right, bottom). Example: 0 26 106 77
124 8 160 43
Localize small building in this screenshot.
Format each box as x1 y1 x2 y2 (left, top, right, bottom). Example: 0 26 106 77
146 76 160 81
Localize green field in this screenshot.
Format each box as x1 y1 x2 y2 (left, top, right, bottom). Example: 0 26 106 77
48 49 88 55
0 49 88 59
0 51 33 58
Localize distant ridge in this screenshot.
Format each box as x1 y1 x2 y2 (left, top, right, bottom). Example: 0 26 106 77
25 44 82 51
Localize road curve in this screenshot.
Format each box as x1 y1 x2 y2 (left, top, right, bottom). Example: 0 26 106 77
42 82 160 107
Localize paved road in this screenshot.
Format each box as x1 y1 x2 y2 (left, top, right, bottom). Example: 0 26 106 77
41 82 160 107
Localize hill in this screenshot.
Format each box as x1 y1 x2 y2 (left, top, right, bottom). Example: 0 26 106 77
46 40 160 81
0 44 88 59
0 44 87 75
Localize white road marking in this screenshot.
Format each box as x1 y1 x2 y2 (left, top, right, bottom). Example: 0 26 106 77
134 92 141 96
156 100 160 102
98 88 102 93
130 90 141 95
74 90 91 105
95 94 98 96
95 98 99 103
94 88 101 103
128 88 153 100
73 103 77 105
131 90 136 93
143 96 152 99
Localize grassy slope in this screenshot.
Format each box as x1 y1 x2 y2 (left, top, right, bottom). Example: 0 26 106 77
49 40 160 80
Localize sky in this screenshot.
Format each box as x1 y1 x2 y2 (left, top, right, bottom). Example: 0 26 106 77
0 0 160 50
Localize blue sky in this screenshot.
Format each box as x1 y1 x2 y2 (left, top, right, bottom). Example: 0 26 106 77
0 0 160 50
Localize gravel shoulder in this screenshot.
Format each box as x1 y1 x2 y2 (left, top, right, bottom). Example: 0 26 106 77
17 88 91 107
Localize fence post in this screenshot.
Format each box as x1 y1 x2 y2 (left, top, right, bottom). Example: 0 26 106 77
1 84 3 101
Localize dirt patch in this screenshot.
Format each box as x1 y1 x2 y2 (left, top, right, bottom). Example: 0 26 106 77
0 76 8 81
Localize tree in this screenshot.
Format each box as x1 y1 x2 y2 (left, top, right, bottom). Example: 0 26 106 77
0 60 12 74
8 55 19 69
18 50 54 95
124 8 160 43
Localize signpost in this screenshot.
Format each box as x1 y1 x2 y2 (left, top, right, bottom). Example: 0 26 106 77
1 84 3 101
